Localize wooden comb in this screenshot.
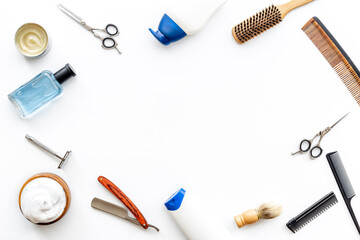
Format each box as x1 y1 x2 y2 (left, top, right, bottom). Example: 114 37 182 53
232 0 314 44
302 17 360 106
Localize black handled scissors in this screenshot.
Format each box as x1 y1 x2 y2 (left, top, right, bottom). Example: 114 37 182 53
58 4 121 54
291 113 349 159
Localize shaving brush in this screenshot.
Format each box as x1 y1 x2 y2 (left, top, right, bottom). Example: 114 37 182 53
234 202 282 228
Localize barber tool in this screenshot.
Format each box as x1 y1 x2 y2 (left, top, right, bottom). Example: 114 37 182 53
291 113 349 159
234 202 282 228
232 0 314 44
165 188 234 240
303 17 360 106
286 192 337 233
92 176 159 231
25 134 71 169
58 4 121 54
327 152 360 234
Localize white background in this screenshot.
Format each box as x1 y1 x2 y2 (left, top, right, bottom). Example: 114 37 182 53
1 0 360 239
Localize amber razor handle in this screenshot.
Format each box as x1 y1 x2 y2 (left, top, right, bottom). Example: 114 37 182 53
98 176 151 229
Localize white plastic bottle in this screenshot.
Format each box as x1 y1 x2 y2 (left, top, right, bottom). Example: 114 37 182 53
149 0 227 45
165 188 234 240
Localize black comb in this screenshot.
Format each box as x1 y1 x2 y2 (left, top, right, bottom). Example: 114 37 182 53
327 151 360 234
286 192 338 233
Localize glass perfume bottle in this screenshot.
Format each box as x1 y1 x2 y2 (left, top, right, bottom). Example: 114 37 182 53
8 63 76 118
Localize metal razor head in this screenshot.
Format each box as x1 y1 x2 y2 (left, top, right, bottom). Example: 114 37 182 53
58 151 72 169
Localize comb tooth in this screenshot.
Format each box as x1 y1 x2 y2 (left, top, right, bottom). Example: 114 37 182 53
286 192 337 233
302 17 360 106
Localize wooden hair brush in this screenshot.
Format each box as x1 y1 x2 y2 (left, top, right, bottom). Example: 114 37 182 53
234 202 282 228
232 0 314 44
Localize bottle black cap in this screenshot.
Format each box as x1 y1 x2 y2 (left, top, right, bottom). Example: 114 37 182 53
54 63 76 84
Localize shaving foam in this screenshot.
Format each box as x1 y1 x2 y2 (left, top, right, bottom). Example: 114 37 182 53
20 177 66 224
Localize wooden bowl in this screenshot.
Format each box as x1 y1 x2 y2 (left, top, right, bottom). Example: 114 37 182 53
19 173 71 225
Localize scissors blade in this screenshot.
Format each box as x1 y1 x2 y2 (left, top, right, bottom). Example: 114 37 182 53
330 112 350 129
58 4 84 25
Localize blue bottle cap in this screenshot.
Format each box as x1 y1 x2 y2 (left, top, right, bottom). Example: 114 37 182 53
149 14 187 45
165 188 186 211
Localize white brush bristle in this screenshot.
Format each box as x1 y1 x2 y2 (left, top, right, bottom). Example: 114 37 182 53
256 202 283 219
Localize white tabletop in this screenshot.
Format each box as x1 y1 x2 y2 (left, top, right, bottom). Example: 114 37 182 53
1 0 360 239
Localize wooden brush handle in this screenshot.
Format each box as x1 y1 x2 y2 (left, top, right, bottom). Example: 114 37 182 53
277 0 314 19
98 176 149 229
234 209 259 228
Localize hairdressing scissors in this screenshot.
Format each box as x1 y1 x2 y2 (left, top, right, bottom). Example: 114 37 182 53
58 4 121 54
291 113 349 159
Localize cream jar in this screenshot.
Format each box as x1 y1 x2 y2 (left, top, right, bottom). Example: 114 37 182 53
15 23 50 58
19 173 71 225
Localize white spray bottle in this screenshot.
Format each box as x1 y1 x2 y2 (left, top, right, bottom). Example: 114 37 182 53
149 0 227 45
165 188 234 240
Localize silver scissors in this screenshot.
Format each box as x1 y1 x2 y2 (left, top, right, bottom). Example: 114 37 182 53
291 113 349 159
58 4 121 54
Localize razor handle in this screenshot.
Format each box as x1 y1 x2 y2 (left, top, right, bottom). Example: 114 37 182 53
98 176 149 229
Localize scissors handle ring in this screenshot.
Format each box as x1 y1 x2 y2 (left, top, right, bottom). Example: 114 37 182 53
105 24 119 36
300 139 311 152
310 146 323 159
102 37 117 49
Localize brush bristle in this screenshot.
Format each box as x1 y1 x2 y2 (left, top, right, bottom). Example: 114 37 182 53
232 5 282 44
256 202 282 219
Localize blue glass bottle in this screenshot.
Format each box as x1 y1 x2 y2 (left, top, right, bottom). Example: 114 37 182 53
8 64 76 118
